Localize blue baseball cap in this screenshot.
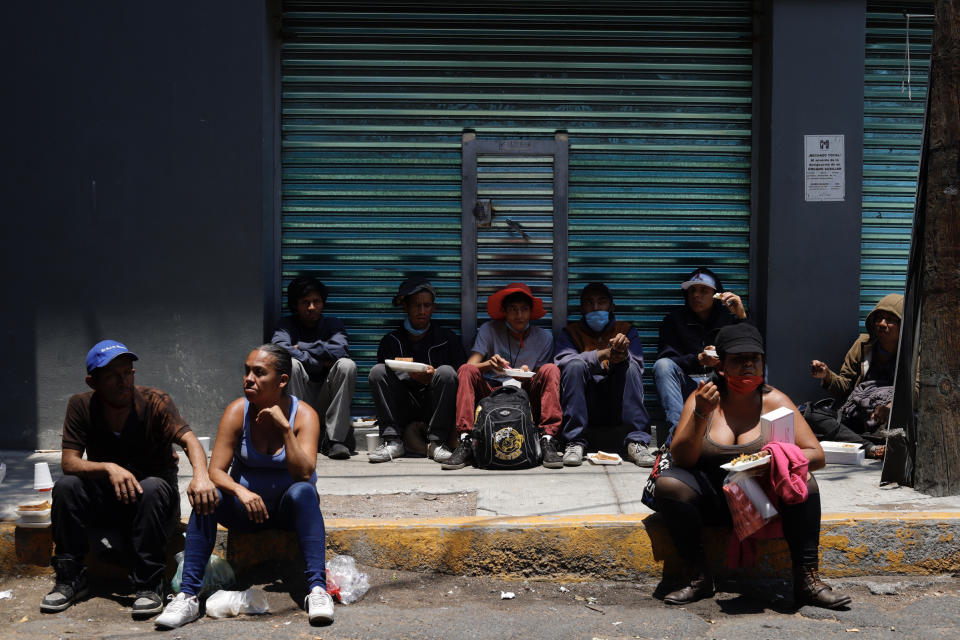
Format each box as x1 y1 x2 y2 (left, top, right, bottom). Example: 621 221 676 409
85 340 139 374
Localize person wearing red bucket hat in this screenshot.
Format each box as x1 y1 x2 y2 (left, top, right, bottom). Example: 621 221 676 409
442 283 564 469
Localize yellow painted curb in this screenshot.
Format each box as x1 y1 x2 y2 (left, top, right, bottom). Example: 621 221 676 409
5 512 960 579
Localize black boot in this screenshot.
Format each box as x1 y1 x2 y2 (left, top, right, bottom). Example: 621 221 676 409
540 435 563 469
441 435 474 470
793 565 852 609
41 556 90 613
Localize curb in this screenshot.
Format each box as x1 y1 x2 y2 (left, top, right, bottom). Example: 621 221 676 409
4 512 959 581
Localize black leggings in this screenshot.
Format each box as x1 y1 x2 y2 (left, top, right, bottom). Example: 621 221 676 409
654 467 820 569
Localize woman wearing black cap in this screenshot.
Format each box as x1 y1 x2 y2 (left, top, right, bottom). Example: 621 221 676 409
651 323 850 610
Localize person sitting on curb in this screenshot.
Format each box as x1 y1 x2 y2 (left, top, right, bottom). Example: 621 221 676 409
367 276 467 464
653 267 747 442
555 283 654 467
808 293 904 459
271 274 357 459
42 340 217 619
442 282 563 469
155 344 333 629
651 324 850 610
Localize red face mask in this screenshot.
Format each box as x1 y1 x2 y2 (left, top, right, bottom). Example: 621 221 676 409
726 374 764 394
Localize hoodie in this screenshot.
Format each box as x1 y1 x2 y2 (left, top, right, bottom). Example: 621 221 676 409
821 293 903 399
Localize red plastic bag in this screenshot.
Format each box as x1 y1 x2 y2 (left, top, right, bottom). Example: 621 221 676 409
324 570 341 602
723 481 767 540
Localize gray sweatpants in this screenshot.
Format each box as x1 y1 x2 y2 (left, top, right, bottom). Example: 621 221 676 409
289 357 356 445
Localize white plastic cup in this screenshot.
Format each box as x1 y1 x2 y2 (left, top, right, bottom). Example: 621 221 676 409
365 433 381 451
34 462 54 491
197 437 211 456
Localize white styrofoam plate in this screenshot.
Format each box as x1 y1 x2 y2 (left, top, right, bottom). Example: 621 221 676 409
16 508 51 520
502 368 535 379
385 359 430 373
16 519 51 528
720 456 770 472
586 452 622 465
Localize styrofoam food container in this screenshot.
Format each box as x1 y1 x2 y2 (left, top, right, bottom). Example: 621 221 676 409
821 441 865 465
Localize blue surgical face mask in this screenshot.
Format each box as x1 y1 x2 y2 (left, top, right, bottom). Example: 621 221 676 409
404 318 428 336
584 310 610 332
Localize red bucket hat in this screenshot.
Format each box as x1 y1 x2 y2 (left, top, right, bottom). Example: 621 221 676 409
486 282 546 320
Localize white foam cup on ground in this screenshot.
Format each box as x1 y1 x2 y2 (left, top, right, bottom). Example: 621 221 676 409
198 436 211 456
34 462 54 491
366 433 381 451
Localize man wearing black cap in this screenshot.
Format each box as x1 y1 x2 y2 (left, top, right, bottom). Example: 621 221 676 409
555 283 654 466
271 274 357 459
367 277 467 463
43 341 217 618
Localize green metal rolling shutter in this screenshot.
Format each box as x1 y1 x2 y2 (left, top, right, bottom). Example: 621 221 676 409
862 2 933 322
280 1 753 412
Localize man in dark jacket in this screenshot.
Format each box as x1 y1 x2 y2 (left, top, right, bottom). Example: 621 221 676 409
654 268 747 437
271 275 357 459
368 277 467 463
555 283 654 467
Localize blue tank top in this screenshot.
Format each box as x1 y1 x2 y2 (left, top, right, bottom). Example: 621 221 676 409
230 395 318 504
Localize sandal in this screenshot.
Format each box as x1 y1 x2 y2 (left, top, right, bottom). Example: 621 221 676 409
865 444 886 459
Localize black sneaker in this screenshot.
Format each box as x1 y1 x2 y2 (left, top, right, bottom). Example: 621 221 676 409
326 441 351 460
441 436 474 470
541 436 563 469
40 561 89 613
131 584 165 619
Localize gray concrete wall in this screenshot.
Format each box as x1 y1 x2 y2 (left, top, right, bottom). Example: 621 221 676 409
1 3 275 448
754 0 866 400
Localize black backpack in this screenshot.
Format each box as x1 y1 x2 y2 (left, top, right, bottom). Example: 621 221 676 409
472 386 542 470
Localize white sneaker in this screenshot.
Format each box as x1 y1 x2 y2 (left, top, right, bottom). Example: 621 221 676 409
155 592 200 629
305 585 334 624
368 438 404 463
427 442 453 463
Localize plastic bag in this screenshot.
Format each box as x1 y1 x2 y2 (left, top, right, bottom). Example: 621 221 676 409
170 551 236 596
723 472 778 540
205 587 270 619
325 555 370 604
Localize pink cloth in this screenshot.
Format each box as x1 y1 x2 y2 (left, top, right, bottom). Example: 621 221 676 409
762 441 809 505
726 441 809 567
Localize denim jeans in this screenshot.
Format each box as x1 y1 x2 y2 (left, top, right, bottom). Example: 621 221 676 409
559 357 651 447
180 482 326 595
653 358 709 433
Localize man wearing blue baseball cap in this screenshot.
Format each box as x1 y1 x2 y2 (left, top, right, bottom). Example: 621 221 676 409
42 340 217 619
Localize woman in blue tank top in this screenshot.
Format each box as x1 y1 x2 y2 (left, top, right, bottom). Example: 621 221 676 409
156 344 334 629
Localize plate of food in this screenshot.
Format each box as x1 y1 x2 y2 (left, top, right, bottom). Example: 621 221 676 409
16 499 52 523
586 451 622 465
502 368 535 379
385 359 430 373
720 452 770 472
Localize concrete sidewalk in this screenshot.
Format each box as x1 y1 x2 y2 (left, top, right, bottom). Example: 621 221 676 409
3 448 960 580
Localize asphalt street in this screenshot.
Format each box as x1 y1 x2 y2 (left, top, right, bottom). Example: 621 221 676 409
2 566 958 640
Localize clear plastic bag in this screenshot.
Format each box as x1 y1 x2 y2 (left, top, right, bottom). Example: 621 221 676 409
170 551 236 596
325 555 370 604
723 471 778 540
204 587 270 618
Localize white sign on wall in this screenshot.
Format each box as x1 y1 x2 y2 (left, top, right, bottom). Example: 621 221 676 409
804 134 845 202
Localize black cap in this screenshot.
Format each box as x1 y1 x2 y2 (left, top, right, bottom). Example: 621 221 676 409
715 323 764 358
392 276 437 307
579 282 614 304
